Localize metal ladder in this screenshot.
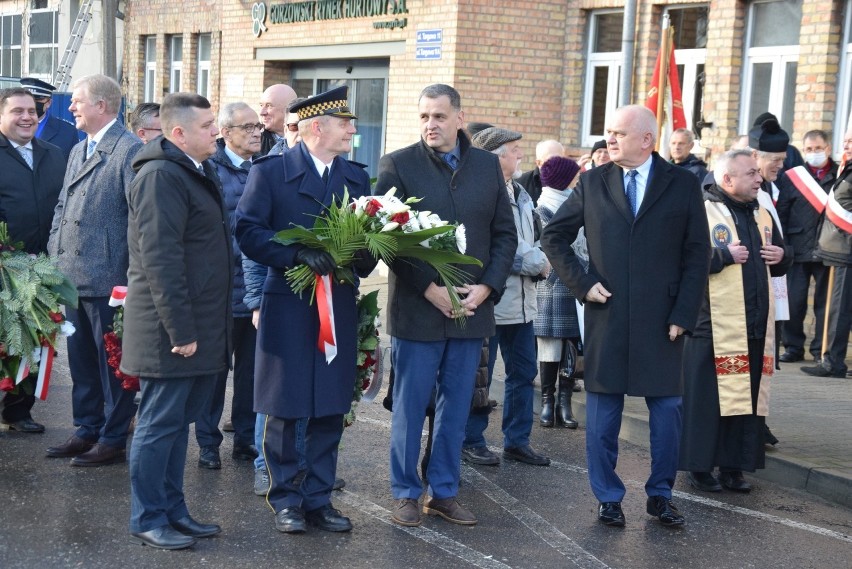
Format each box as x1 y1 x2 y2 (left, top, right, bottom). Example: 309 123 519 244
53 0 95 91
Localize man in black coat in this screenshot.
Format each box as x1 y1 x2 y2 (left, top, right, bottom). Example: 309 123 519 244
679 149 791 494
123 93 232 550
776 129 837 362
20 77 80 160
0 87 66 433
669 128 708 182
376 84 516 528
802 127 852 378
542 105 710 528
259 84 297 156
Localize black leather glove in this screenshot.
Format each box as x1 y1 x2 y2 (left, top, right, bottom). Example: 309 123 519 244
295 248 336 275
352 248 379 276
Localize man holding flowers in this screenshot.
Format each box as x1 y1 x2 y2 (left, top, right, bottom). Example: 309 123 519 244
236 85 374 534
375 84 516 527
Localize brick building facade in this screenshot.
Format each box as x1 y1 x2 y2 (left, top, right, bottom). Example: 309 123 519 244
121 0 852 175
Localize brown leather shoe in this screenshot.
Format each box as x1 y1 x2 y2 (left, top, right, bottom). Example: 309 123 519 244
423 496 477 525
70 443 126 467
391 498 421 527
46 435 95 458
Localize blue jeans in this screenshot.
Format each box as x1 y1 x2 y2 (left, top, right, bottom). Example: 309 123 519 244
255 414 307 472
464 322 537 449
390 337 481 500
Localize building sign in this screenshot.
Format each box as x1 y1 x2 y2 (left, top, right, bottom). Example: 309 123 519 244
415 27 442 60
251 0 408 37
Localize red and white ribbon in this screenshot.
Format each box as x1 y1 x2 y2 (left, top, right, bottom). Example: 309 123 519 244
786 166 828 213
35 344 54 400
14 354 29 385
108 285 127 307
826 188 852 234
315 274 338 364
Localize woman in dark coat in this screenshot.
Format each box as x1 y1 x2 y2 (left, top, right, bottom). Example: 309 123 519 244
534 157 582 428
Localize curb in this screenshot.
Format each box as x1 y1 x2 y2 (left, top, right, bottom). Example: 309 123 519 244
569 392 852 510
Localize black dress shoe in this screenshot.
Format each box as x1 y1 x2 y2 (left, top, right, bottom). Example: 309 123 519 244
332 477 345 491
646 496 685 526
598 502 625 526
801 365 845 378
70 443 126 467
275 506 306 534
503 445 551 466
779 350 804 363
687 471 722 492
130 525 196 550
462 446 500 465
170 515 221 538
719 471 752 492
46 435 95 458
198 446 221 469
305 504 352 532
4 417 45 433
232 442 258 461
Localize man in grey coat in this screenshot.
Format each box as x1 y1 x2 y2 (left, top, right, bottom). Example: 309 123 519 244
46 75 142 467
123 92 232 550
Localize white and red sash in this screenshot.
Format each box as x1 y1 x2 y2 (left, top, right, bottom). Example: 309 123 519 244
786 166 828 214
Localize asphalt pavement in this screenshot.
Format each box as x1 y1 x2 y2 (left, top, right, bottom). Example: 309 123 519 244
1 271 850 568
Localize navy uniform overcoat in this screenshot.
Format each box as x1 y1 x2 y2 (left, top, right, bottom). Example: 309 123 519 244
541 153 711 397
235 143 370 419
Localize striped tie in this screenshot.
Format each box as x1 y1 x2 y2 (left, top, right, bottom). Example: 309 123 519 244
16 146 33 169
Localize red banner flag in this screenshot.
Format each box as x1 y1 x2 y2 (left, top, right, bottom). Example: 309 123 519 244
645 27 687 155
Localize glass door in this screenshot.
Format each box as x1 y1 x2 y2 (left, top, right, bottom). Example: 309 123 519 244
292 60 389 179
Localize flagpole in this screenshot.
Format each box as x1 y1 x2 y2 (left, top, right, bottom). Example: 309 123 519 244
655 14 671 151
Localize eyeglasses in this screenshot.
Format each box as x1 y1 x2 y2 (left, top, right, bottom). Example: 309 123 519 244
286 123 299 132
141 127 162 132
228 122 264 133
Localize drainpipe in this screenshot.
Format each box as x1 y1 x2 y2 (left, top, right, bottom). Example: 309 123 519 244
619 0 638 107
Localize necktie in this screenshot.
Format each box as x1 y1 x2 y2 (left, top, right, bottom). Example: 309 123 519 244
241 160 252 171
444 153 458 170
322 167 329 184
197 164 205 176
626 169 638 216
16 146 33 169
87 139 97 159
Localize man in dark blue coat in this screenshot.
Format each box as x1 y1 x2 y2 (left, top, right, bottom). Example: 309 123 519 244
236 86 374 534
20 77 81 160
193 102 262 470
0 87 66 433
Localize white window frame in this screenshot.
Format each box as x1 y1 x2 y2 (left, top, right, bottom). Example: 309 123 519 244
581 10 623 147
168 35 182 93
0 13 22 77
739 0 802 133
196 34 211 99
25 7 58 81
144 36 156 102
673 48 706 134
836 0 852 153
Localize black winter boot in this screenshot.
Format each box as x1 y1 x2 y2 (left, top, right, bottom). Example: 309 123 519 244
539 362 558 427
556 378 578 429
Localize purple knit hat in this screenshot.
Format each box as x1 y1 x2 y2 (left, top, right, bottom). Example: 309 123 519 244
540 156 581 190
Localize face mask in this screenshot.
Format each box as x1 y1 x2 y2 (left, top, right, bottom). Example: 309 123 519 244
805 152 827 167
35 101 46 118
